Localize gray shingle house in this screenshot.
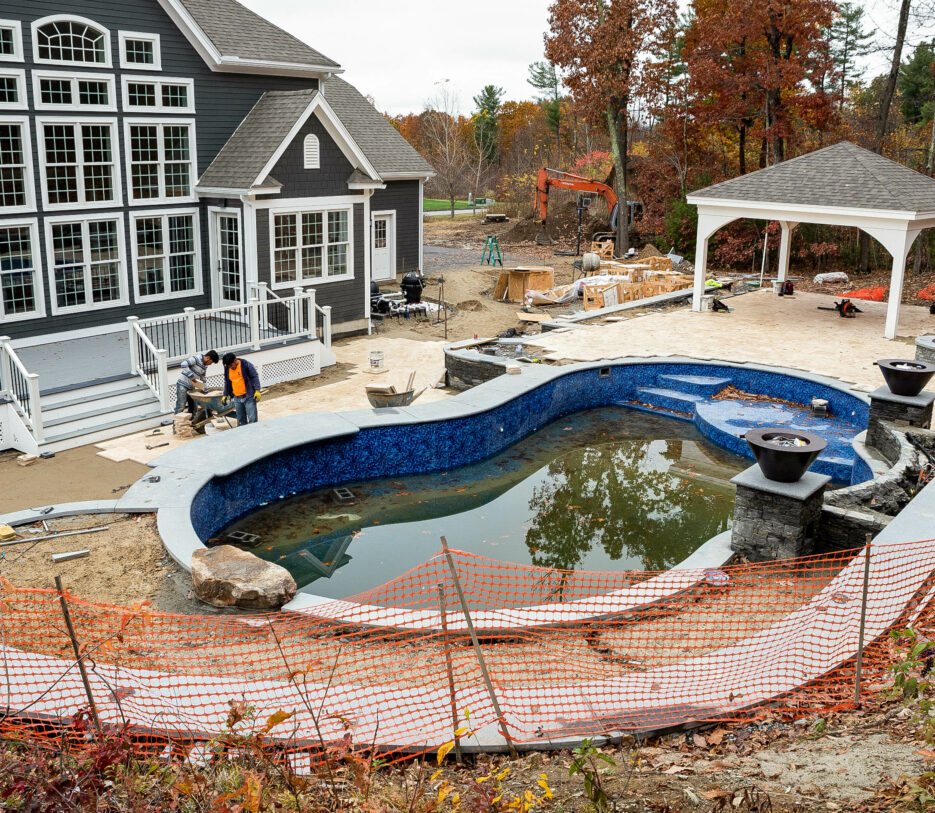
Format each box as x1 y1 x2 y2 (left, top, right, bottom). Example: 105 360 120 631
0 0 433 343
0 0 433 453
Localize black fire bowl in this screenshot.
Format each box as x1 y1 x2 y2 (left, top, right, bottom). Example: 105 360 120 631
876 359 935 398
744 428 828 483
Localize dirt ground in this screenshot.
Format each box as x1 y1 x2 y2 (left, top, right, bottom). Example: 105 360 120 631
0 446 148 515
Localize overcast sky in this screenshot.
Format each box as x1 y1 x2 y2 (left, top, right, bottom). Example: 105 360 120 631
240 0 935 117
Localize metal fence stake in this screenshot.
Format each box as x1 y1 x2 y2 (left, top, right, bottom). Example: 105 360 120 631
437 582 463 764
54 576 102 736
854 534 873 706
440 536 518 759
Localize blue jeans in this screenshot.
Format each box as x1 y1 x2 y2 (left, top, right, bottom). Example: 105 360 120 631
232 394 258 426
175 383 194 414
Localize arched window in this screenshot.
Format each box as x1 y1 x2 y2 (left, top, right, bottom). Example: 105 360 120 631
303 134 320 170
34 17 110 66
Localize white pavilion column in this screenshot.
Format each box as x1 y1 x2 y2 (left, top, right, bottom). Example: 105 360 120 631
883 230 921 340
692 211 736 312
777 221 797 282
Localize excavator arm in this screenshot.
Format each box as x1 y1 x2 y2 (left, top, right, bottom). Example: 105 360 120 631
534 168 619 224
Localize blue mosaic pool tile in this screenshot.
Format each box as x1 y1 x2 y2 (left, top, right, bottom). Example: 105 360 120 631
192 361 871 543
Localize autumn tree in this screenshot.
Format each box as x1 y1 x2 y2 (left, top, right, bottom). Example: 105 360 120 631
546 0 676 255
422 84 470 218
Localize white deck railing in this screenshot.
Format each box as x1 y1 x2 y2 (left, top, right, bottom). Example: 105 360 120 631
127 319 171 412
0 336 43 444
138 288 328 366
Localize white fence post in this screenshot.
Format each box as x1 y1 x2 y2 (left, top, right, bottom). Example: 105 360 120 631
249 297 261 350
27 373 43 443
0 336 11 395
305 289 316 339
257 281 270 333
127 317 140 374
184 307 197 356
322 305 332 348
156 349 170 412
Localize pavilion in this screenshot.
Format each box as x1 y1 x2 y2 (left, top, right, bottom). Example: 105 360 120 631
685 141 935 339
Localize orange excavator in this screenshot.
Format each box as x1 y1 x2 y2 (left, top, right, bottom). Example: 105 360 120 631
534 168 640 247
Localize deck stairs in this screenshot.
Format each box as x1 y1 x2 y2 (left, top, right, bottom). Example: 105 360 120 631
37 376 168 453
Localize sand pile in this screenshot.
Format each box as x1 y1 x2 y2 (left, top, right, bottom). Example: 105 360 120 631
503 198 611 245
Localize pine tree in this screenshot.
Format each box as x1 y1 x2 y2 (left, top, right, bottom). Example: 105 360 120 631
471 84 504 164
899 41 935 125
827 2 874 107
528 60 563 161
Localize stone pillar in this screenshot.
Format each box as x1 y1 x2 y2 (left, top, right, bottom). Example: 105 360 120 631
730 466 830 561
867 386 935 449
917 336 935 365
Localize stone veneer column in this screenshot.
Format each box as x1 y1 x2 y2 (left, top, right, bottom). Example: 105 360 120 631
917 336 935 365
729 466 831 561
866 386 935 450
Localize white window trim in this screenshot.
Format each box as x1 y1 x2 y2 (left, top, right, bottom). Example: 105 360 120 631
32 70 116 112
0 218 46 322
0 20 23 63
43 212 128 316
32 15 113 69
130 207 203 303
123 117 198 206
36 116 124 212
121 75 195 114
0 115 36 215
0 68 27 111
268 202 354 290
118 31 161 71
303 133 320 170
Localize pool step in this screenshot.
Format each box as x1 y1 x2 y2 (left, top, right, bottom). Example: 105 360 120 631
656 374 732 397
636 387 704 414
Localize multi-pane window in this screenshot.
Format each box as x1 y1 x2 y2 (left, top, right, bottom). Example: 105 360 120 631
0 223 41 319
0 120 32 211
0 21 23 62
40 121 118 207
123 78 194 112
126 121 195 203
272 209 352 287
119 32 160 71
47 217 124 312
36 20 109 66
133 211 199 299
0 70 24 108
34 73 114 110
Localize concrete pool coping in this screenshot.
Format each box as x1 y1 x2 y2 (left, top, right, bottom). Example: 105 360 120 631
2 355 873 635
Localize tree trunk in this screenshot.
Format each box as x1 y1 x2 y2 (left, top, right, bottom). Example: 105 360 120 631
739 124 747 175
449 192 456 220
606 104 630 257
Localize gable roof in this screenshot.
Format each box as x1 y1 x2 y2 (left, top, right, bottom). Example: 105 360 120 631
322 77 435 178
689 141 935 215
158 0 341 76
197 83 434 193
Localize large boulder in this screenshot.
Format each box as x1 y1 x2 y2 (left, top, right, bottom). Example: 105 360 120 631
191 545 296 610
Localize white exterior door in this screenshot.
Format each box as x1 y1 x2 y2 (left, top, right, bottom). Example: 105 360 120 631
371 212 395 281
211 210 243 307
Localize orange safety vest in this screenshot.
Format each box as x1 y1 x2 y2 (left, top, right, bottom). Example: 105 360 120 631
228 362 247 397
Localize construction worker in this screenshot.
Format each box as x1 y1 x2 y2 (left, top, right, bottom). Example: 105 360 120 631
175 350 219 415
221 353 261 426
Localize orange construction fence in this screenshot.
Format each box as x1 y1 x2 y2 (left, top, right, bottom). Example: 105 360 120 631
0 538 934 764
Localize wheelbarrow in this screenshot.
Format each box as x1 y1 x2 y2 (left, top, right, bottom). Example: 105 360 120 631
188 390 237 433
365 387 425 409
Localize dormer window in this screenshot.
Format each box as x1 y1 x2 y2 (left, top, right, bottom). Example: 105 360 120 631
119 32 161 71
33 17 111 68
303 134 320 170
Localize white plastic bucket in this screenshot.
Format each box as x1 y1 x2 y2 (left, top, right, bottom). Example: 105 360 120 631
370 351 384 371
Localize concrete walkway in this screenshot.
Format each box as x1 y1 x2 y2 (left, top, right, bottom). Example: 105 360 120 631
527 290 933 391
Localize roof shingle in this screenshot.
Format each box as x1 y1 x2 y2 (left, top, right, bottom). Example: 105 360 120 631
690 141 935 214
176 0 340 69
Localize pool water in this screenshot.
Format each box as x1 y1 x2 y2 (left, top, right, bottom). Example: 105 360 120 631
223 408 746 598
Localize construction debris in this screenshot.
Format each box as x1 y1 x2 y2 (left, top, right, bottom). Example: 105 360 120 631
0 526 109 548
0 524 17 542
16 454 39 467
173 412 195 440
51 550 90 563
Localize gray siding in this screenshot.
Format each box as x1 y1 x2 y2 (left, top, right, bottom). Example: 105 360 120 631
1 0 320 340
255 203 366 329
371 180 421 275
267 115 360 199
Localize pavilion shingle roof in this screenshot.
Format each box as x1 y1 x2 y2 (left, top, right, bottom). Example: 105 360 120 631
176 0 340 69
690 141 935 214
